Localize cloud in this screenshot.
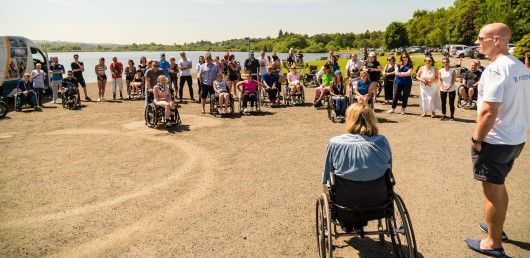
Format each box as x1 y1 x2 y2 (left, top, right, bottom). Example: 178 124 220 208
40 0 81 6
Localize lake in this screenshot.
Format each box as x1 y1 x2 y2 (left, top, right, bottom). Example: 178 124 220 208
49 51 328 83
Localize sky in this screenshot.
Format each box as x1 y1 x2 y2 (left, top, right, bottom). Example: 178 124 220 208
0 0 454 45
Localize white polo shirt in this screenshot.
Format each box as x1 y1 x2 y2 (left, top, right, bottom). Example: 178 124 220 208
477 55 530 145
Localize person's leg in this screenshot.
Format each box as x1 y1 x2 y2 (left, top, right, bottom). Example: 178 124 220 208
51 81 59 103
186 76 194 100
449 91 456 118
242 92 249 108
440 91 448 116
391 83 401 110
250 94 256 108
178 76 185 101
459 86 468 102
111 78 117 99
102 79 107 99
197 77 201 99
118 78 123 99
314 88 322 103
481 182 508 249
402 83 411 109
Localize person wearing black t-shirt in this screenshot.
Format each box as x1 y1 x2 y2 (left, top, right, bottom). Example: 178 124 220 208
364 52 382 98
459 61 482 107
244 53 260 80
71 54 91 101
62 70 81 106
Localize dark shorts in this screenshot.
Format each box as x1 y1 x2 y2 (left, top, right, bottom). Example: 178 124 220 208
200 83 214 99
472 142 525 184
97 74 107 81
76 76 86 87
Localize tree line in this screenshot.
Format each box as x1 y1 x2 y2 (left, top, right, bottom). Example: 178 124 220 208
40 0 528 56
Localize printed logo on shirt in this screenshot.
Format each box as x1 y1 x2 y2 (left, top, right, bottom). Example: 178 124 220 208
513 74 530 84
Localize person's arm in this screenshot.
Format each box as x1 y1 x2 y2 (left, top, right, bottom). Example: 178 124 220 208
94 65 99 78
236 81 243 93
416 67 424 83
322 143 334 184
473 101 501 151
450 69 456 87
61 65 65 74
213 81 219 93
525 53 529 69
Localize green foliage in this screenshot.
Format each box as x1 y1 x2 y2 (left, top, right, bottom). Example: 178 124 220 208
514 34 530 59
384 22 409 49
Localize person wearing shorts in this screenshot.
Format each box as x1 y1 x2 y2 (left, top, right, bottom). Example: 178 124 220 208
464 23 530 258
198 53 218 114
71 54 91 101
459 61 482 107
95 58 107 102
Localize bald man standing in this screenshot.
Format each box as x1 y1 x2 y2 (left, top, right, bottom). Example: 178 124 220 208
465 23 530 257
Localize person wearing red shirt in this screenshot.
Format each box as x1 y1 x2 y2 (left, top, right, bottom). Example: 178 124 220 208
110 57 124 100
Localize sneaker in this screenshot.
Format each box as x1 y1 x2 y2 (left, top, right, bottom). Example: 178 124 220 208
450 116 455 121
250 107 255 112
242 108 247 113
420 113 426 117
386 109 394 114
400 108 406 115
85 97 92 101
96 98 101 102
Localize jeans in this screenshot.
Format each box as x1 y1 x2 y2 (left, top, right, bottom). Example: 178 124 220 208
17 92 36 108
392 82 411 109
179 75 193 100
332 96 348 116
34 88 44 105
242 92 256 108
440 91 456 117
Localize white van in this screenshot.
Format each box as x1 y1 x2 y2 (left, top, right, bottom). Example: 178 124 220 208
0 36 49 97
444 44 468 57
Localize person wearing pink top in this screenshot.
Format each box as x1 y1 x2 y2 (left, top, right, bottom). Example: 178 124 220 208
153 75 177 127
236 73 260 113
110 57 124 100
287 65 303 94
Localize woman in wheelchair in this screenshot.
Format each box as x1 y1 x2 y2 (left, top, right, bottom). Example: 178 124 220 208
322 102 391 232
330 70 348 118
131 69 145 99
153 75 177 127
353 71 376 105
314 64 333 107
236 72 260 113
16 73 38 111
287 64 303 94
213 72 230 114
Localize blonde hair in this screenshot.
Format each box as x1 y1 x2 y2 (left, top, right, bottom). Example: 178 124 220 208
157 75 167 83
23 73 30 78
345 102 379 136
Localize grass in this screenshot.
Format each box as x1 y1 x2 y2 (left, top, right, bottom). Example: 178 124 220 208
302 52 445 76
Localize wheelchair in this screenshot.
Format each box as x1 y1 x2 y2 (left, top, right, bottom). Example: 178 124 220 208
238 91 261 114
14 90 39 112
61 85 80 110
302 65 319 88
457 84 477 109
284 83 305 106
209 92 235 116
0 96 7 118
144 92 181 128
260 84 283 107
316 170 417 258
129 82 144 100
327 95 350 123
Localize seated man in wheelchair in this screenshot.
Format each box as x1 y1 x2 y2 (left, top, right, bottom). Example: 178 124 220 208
261 66 280 106
213 72 230 114
62 70 81 107
16 73 38 111
314 64 334 107
236 72 260 113
330 70 349 118
153 75 177 127
458 60 482 107
322 102 392 232
353 71 376 106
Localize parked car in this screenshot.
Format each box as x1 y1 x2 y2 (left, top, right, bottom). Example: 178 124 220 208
508 43 515 55
445 44 468 57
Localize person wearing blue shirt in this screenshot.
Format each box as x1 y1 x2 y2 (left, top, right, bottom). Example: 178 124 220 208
322 102 391 232
49 57 65 104
388 53 414 115
158 53 170 77
354 71 375 104
261 66 279 105
16 73 38 111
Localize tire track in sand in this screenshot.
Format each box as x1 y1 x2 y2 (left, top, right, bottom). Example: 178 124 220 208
0 128 213 230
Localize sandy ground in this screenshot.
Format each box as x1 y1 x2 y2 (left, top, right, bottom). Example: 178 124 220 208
1 69 529 257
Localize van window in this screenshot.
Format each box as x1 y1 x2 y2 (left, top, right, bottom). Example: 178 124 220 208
31 47 48 72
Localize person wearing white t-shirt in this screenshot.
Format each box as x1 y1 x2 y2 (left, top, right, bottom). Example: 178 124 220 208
438 57 457 120
178 51 194 102
258 51 269 77
345 53 363 79
465 23 530 258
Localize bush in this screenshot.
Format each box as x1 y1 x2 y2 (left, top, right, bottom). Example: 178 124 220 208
513 34 530 59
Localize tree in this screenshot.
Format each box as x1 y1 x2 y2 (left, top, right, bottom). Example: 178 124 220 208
278 29 283 38
384 22 409 49
514 33 530 59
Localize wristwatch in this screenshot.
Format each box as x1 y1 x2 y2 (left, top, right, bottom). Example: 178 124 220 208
471 137 482 144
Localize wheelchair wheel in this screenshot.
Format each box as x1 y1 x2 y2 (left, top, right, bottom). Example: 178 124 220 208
145 103 158 128
327 100 335 122
0 101 7 118
209 93 216 115
388 193 417 258
171 107 181 125
256 92 261 112
457 86 464 108
238 94 243 114
315 193 333 258
283 86 290 106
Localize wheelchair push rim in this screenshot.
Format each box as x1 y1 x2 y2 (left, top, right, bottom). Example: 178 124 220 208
145 104 158 128
388 193 417 258
315 193 333 258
